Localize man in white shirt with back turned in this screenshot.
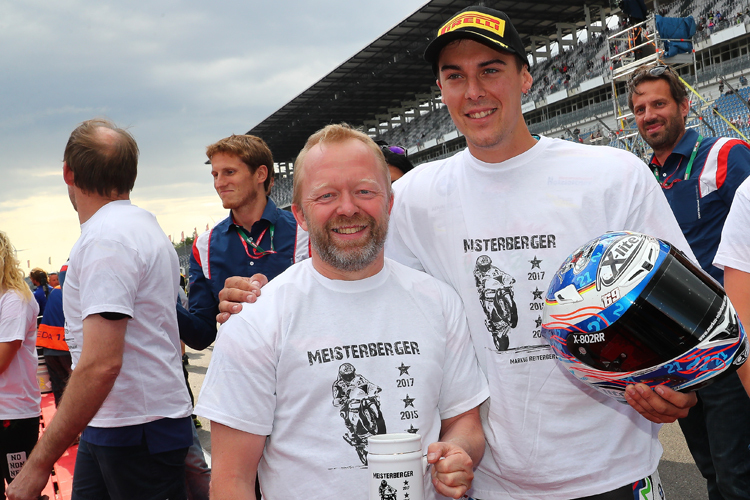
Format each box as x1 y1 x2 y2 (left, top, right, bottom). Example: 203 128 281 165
9 119 193 500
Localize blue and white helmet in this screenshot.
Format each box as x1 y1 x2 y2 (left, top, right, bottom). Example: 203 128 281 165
541 231 748 403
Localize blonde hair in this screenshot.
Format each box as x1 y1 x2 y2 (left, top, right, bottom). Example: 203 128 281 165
292 123 391 207
0 231 32 301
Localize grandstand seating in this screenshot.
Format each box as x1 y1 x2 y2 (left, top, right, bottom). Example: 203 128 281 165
269 176 293 209
363 0 750 171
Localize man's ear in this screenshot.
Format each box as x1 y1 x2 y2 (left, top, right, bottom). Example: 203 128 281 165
680 98 690 120
521 67 533 94
291 203 307 231
63 162 75 186
256 165 268 184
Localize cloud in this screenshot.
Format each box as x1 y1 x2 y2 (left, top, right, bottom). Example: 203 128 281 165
0 0 428 271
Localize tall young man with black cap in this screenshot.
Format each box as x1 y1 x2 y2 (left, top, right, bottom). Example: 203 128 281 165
386 6 700 499
628 64 750 500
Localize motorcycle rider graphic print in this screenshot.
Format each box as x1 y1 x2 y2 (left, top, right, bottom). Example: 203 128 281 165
332 363 386 465
379 480 397 500
473 255 518 351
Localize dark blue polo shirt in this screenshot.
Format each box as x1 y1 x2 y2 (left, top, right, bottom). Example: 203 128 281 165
177 197 307 349
650 128 750 283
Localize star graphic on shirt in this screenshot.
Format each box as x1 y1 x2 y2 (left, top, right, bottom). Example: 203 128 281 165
535 315 543 328
404 493 410 499
406 424 419 434
532 287 543 300
404 480 410 487
530 256 542 269
397 362 411 376
402 394 416 408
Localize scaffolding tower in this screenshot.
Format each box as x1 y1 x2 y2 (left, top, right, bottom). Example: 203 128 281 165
606 14 698 160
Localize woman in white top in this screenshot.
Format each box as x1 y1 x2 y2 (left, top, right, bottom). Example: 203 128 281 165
0 231 41 496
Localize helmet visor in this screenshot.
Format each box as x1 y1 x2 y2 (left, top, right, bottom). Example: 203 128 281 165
569 249 731 372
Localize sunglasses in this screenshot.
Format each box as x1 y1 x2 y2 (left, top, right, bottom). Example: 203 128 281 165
628 65 674 86
382 145 407 156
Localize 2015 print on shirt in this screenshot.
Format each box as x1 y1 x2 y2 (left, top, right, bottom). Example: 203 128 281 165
465 233 558 356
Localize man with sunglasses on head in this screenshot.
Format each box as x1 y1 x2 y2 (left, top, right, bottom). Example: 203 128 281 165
177 134 309 351
629 63 750 500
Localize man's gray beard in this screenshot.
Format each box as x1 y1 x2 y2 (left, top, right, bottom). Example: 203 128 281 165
308 215 389 273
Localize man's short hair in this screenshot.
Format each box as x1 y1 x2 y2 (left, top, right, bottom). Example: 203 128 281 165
206 135 274 193
292 124 391 208
64 119 139 197
627 64 689 113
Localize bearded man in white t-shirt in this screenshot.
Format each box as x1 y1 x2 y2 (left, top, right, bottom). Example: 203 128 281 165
8 119 193 500
196 124 489 500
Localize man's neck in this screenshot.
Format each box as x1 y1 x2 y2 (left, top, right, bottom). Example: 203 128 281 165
653 129 687 166
77 191 129 224
468 128 538 164
232 196 268 230
311 253 385 282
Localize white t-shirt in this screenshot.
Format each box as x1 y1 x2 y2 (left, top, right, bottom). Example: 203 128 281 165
196 259 489 500
386 137 696 499
714 176 750 272
0 290 40 420
64 200 192 427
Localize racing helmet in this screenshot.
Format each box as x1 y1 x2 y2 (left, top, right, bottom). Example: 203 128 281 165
541 231 748 402
476 255 492 273
338 363 356 382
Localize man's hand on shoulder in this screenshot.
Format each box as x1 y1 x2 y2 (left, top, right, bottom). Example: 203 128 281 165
624 383 696 423
427 441 474 499
216 274 268 324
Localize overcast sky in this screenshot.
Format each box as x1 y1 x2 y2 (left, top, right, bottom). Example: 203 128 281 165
0 0 428 273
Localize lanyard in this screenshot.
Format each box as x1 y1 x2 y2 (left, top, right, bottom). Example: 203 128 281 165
234 223 276 259
652 135 703 189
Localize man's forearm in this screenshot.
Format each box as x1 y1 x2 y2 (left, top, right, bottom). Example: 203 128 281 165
724 267 750 397
176 301 217 350
24 355 120 470
438 406 485 465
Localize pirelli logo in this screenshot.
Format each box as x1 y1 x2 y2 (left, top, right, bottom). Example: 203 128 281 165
439 11 506 38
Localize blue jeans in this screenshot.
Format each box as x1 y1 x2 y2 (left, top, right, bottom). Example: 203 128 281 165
678 371 750 500
72 437 188 500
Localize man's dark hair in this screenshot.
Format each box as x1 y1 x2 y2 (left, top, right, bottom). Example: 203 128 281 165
627 64 689 113
64 119 139 197
206 135 274 193
382 149 415 176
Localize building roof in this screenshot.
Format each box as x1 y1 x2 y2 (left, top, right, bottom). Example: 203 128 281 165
248 0 611 162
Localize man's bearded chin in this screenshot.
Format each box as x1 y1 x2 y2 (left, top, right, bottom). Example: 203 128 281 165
307 213 389 272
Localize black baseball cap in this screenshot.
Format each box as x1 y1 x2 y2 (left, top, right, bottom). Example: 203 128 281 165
424 6 528 74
